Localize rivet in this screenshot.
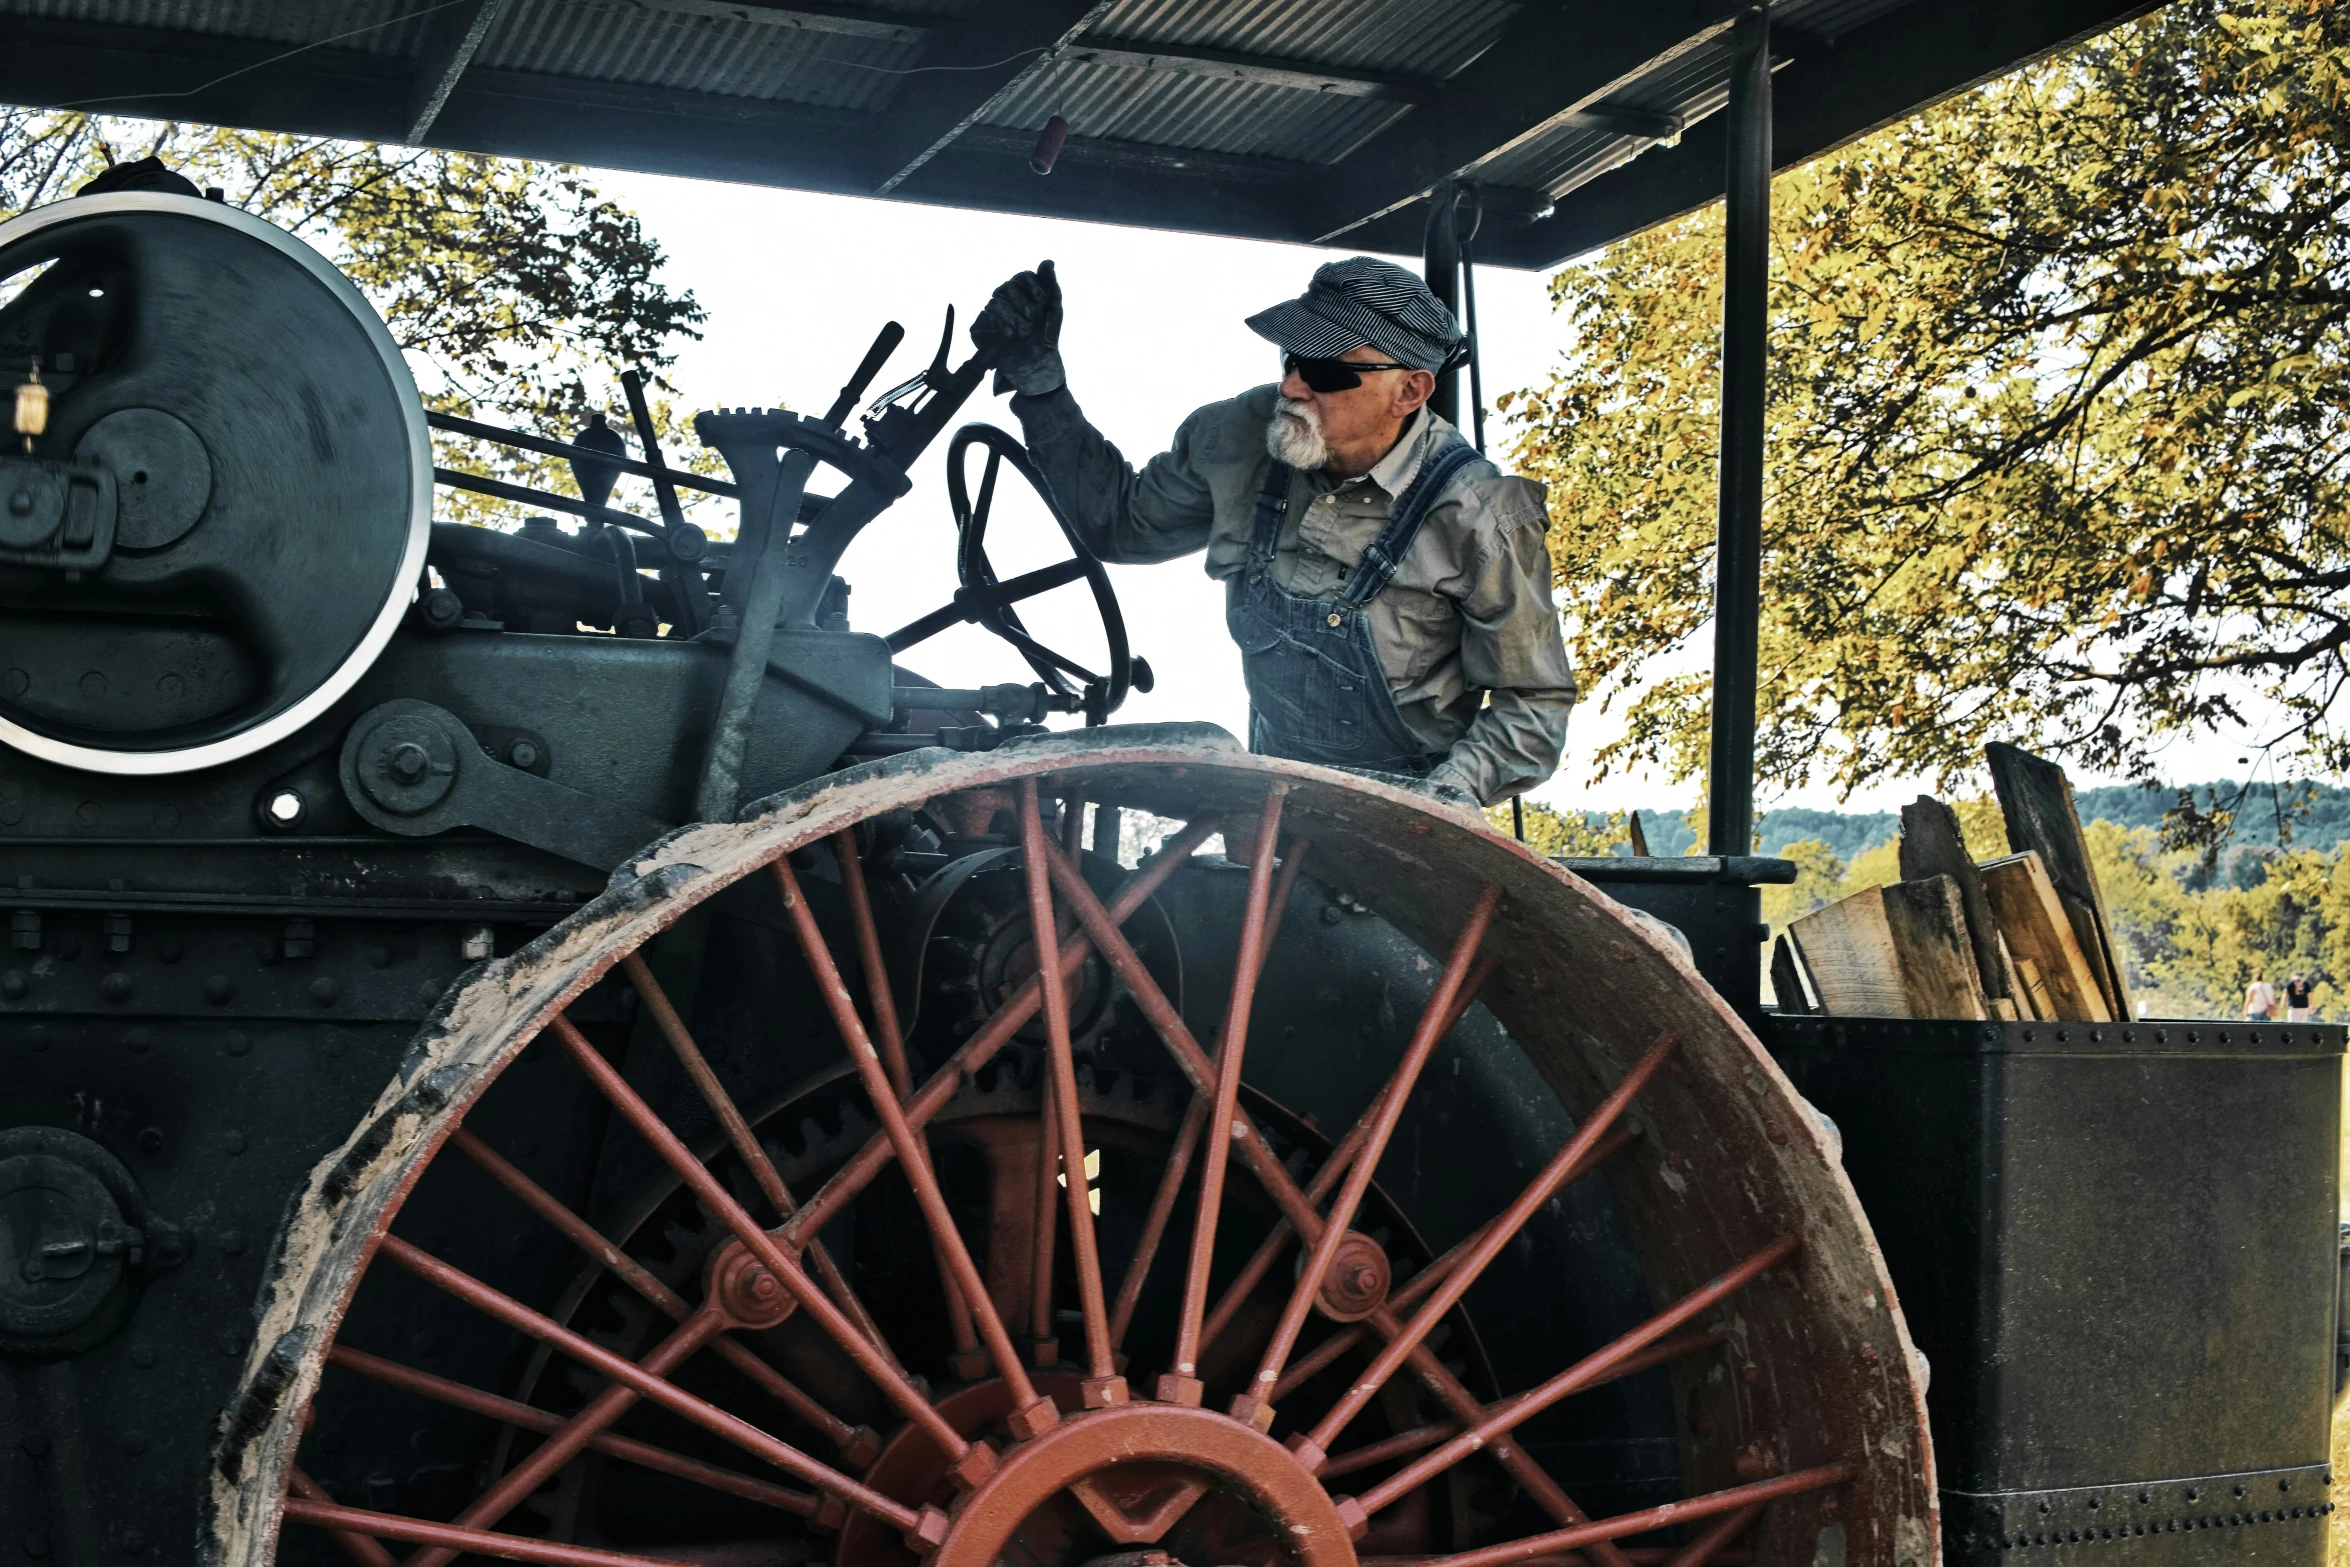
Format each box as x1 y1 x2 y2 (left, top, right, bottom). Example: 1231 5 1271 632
222 1129 247 1156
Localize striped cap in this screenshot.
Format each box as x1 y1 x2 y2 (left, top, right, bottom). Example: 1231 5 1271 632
1245 256 1465 374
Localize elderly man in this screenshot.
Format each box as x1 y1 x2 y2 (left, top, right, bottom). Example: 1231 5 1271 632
970 256 1574 807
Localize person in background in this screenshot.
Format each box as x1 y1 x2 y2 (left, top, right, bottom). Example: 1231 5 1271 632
2243 971 2278 1022
2283 971 2318 1022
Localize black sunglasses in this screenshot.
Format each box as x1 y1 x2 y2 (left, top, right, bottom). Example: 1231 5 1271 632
1283 352 1414 393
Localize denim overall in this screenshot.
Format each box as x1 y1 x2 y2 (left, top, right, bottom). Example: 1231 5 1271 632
1225 439 1482 774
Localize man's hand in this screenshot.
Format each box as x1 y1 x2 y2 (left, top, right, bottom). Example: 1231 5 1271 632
971 260 1065 397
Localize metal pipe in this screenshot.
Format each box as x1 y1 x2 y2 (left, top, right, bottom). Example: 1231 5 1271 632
1705 7 1771 857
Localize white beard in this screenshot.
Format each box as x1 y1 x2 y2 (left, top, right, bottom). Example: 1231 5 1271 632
1265 397 1329 469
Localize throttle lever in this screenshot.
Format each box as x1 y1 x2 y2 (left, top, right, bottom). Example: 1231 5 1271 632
823 320 906 428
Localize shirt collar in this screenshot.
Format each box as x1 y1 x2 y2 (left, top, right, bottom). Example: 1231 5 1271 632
1308 406 1451 498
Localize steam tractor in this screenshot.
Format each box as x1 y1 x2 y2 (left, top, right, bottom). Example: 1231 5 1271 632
0 0 2336 1564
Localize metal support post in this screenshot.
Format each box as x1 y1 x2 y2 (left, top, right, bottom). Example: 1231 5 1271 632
1421 182 1463 428
1705 8 1770 858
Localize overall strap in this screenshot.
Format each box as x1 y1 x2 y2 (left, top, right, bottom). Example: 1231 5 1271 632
1245 460 1294 578
1339 439 1482 609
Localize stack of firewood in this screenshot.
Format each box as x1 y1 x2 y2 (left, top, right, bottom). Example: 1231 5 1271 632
1774 744 2134 1022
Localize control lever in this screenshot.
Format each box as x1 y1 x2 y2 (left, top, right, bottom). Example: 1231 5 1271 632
823 321 906 428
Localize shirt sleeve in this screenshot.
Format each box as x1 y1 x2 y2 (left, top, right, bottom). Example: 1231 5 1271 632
1007 387 1224 565
1426 476 1577 806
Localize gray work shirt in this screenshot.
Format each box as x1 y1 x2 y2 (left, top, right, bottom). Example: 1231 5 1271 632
1010 382 1575 805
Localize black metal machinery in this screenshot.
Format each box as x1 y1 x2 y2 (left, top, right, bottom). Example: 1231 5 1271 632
0 182 2329 1567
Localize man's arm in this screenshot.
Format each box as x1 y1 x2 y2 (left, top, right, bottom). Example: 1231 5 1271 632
1425 479 1576 806
1008 387 1226 565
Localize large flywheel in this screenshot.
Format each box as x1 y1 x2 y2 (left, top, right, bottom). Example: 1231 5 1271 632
211 728 1935 1567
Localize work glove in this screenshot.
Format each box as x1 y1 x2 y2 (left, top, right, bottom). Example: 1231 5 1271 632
970 259 1065 397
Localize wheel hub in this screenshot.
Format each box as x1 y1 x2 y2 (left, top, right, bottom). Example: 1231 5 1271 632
932 1403 1357 1567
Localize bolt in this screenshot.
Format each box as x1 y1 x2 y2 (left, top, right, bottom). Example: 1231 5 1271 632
8 490 32 517
385 741 431 784
507 738 540 769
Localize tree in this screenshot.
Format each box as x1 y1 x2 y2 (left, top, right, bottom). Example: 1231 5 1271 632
0 113 712 518
1505 0 2350 803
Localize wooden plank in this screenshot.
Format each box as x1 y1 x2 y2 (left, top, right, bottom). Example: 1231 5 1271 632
1986 743 2136 1020
1898 795 2021 1012
1788 877 1989 1020
1977 851 2110 1022
1770 935 1816 1014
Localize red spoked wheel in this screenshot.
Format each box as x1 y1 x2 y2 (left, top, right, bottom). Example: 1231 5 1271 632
213 728 1935 1567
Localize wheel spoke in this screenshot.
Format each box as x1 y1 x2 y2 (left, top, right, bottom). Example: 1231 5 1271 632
1347 1234 1799 1516
1201 948 1495 1351
1315 1330 1723 1481
618 952 903 1374
1035 836 1633 1554
290 1467 395 1567
326 1346 820 1516
770 854 1053 1430
1270 1123 1638 1402
1244 884 1502 1420
1019 780 1124 1394
1165 787 1289 1398
401 1308 727 1567
1373 1463 1852 1567
376 1234 928 1534
286 1496 733 1566
449 1127 866 1455
779 817 1220 1249
1028 1062 1062 1363
1663 1504 1761 1567
549 1014 972 1465
829 829 982 1367
1107 1089 1207 1352
1301 1030 1683 1456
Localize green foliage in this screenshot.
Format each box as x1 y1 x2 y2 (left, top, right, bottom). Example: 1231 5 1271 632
1759 837 1846 935
1486 800 1633 856
0 112 717 526
1505 0 2350 794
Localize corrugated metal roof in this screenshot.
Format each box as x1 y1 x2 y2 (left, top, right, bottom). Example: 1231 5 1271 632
479 0 929 112
3 0 433 55
1087 0 1519 79
984 58 1407 164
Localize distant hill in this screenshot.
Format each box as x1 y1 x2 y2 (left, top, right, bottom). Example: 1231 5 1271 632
1593 779 2350 861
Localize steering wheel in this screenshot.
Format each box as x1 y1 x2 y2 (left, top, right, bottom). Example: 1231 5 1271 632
885 423 1148 724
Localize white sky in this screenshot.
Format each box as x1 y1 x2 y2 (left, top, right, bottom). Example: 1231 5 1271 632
594 168 2279 819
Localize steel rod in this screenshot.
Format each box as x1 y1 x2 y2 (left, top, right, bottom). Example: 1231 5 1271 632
1271 1123 1639 1401
377 1234 919 1530
1401 1464 1850 1567
325 1346 819 1515
770 856 1046 1417
549 1013 970 1462
1663 1504 1760 1567
825 831 978 1360
1202 947 1492 1350
1108 836 1303 1353
449 1127 858 1450
426 408 741 499
1034 834 1613 1551
1108 1089 1209 1351
288 1497 714 1566
401 1308 726 1567
782 818 1220 1247
1029 1067 1063 1360
1316 1331 1723 1481
1306 1030 1682 1452
290 1467 395 1567
619 951 894 1367
1352 1234 1800 1513
832 830 913 1099
1170 787 1288 1386
1250 884 1503 1411
1021 780 1118 1385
